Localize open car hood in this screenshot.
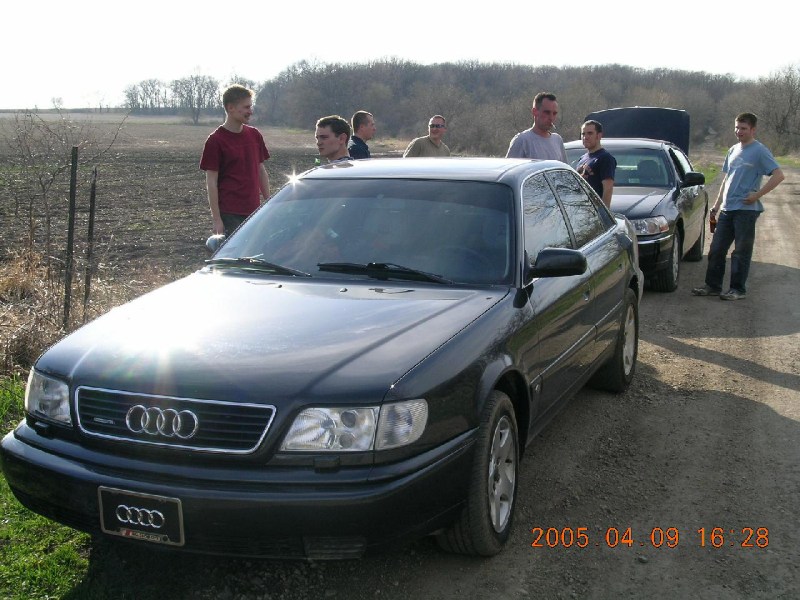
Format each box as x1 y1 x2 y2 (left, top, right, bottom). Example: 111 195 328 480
585 107 690 154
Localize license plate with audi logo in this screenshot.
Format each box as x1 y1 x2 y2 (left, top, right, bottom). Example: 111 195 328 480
98 487 185 546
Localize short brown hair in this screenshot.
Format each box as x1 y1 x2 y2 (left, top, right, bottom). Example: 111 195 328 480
735 112 758 127
222 84 254 109
316 115 352 141
533 92 557 109
351 110 373 132
582 119 603 133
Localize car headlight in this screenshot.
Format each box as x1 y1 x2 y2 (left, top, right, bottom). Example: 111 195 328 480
281 400 428 452
24 370 71 426
630 216 669 236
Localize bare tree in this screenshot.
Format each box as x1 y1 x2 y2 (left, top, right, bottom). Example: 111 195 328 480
757 65 800 153
123 84 142 111
119 60 800 154
139 79 167 112
3 109 127 272
171 74 221 124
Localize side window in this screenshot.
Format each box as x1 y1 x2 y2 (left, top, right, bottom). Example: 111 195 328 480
546 170 607 248
522 173 572 261
671 148 692 178
575 173 616 229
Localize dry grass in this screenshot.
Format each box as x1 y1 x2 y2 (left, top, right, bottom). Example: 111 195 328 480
0 255 56 373
0 251 176 377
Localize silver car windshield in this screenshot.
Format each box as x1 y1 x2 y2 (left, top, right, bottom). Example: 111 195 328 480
216 178 515 285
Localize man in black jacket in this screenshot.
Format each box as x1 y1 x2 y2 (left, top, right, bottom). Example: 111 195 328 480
348 111 376 159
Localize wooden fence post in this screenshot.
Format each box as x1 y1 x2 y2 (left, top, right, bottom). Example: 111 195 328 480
63 145 78 330
83 167 98 322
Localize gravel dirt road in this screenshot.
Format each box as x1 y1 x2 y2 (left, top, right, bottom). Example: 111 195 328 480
80 165 799 600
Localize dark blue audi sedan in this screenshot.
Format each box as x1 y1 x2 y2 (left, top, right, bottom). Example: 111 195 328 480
1 157 642 559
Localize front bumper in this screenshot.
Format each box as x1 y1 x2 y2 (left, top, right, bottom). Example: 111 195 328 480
1 423 474 559
636 233 675 276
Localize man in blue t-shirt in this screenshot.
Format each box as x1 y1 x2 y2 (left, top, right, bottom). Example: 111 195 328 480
692 112 785 301
575 120 616 207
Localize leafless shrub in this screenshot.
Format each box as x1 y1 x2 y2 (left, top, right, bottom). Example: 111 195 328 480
1 108 127 271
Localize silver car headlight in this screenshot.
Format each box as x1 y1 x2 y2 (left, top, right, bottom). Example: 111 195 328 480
281 400 428 452
630 216 669 236
24 370 71 426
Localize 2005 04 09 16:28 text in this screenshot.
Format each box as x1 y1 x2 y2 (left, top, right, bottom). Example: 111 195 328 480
530 527 769 549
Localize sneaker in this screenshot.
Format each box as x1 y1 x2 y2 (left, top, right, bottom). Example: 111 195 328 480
720 289 746 301
691 285 721 296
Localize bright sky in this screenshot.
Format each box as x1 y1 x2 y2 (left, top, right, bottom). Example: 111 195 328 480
4 0 797 110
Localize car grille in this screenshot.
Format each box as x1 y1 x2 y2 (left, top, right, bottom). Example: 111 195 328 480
76 387 275 454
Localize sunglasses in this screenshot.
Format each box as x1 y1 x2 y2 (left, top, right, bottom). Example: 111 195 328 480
429 123 446 129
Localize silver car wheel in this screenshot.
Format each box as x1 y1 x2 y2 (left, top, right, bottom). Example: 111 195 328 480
670 234 680 282
487 415 516 533
622 302 637 376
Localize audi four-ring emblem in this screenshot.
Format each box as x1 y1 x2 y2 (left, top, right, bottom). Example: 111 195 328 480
125 405 199 439
115 504 165 528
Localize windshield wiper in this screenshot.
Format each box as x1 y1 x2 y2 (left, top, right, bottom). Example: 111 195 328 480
206 257 311 277
317 262 452 284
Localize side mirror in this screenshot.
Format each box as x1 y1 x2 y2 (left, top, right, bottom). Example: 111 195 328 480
205 234 226 254
682 171 705 187
526 248 588 282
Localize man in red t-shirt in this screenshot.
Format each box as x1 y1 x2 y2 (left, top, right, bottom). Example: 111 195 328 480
200 85 270 236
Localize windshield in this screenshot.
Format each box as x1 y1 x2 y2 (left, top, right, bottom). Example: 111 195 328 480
566 147 671 187
214 178 515 285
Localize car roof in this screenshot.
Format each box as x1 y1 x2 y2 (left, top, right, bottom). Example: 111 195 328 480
564 138 678 151
301 157 569 184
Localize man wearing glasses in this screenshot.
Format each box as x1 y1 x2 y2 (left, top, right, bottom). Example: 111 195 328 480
403 115 451 157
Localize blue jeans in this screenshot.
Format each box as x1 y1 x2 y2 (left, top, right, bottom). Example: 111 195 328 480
705 210 760 293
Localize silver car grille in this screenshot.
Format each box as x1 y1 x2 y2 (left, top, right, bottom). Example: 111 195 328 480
76 386 276 454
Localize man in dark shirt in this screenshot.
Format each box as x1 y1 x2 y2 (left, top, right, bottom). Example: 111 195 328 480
316 115 352 163
575 120 616 207
347 111 376 159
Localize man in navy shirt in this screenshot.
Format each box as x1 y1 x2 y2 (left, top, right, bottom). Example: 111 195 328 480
348 111 375 159
575 120 616 207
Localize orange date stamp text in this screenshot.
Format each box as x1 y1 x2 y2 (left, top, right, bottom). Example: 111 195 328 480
529 527 769 549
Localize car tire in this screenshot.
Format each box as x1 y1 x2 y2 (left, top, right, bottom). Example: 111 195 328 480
589 288 639 393
685 215 705 262
650 229 681 292
436 390 518 556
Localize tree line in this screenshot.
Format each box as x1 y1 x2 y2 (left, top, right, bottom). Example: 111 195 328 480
129 60 799 156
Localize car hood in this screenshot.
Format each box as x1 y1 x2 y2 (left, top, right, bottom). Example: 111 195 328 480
610 187 671 217
38 272 508 403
